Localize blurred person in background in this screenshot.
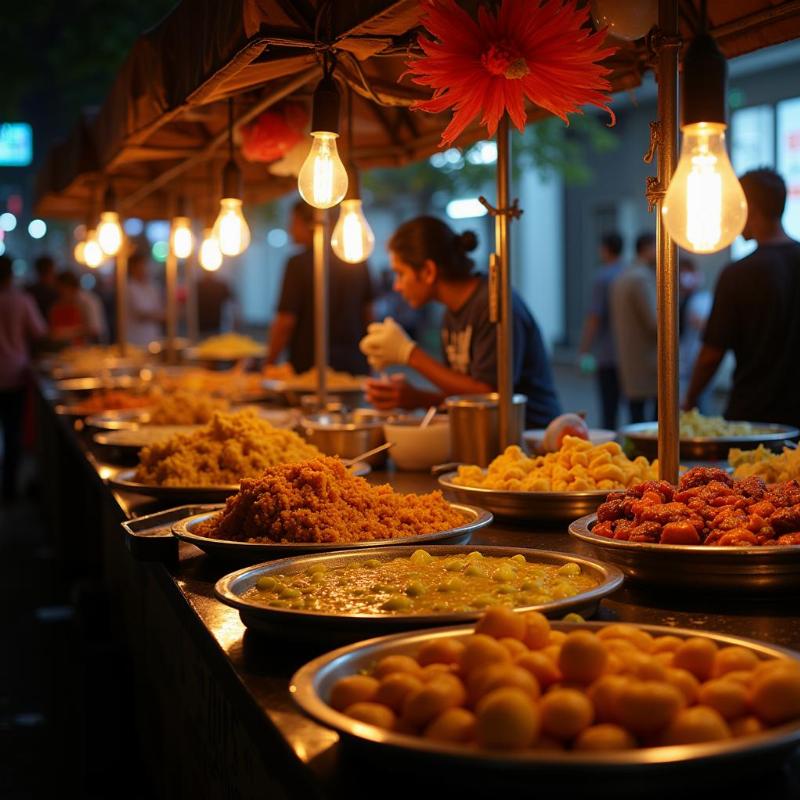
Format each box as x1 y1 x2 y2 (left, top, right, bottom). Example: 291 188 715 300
126 251 164 346
49 271 91 346
610 232 658 424
265 200 373 375
27 254 59 320
78 277 108 343
361 216 561 427
678 257 712 413
0 255 46 500
577 231 625 430
197 270 235 337
685 169 800 426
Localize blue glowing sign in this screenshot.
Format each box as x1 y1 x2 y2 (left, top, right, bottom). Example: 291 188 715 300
0 123 33 167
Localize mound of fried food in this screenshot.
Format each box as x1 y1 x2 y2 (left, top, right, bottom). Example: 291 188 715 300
147 389 230 425
454 438 657 492
195 333 264 359
328 606 800 751
70 389 152 414
158 368 265 401
729 444 800 484
594 466 800 546
193 457 465 544
134 410 321 486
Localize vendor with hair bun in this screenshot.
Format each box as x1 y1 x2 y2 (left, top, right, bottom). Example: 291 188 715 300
360 216 561 427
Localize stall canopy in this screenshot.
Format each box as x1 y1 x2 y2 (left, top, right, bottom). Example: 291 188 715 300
35 0 800 220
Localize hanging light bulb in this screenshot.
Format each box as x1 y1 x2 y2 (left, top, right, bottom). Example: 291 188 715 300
170 198 194 259
212 100 251 256
96 185 125 256
74 240 87 265
662 33 747 254
590 0 657 41
83 229 105 269
297 73 348 209
331 165 374 263
199 227 223 271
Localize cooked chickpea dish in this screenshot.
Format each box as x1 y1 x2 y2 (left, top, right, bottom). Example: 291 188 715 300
454 437 657 493
327 607 800 752
246 550 599 614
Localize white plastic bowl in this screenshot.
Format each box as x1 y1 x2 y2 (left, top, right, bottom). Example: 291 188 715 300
384 417 451 471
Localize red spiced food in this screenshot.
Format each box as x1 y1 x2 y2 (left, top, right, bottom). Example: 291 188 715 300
593 467 800 547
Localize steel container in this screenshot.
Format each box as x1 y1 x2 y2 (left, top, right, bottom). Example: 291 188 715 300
445 393 526 467
300 411 387 466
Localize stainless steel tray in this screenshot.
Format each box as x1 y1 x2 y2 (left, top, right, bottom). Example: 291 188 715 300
54 375 144 395
172 503 492 561
86 405 299 431
620 421 800 461
108 461 371 503
214 546 623 642
438 471 608 522
569 513 800 591
121 503 222 560
94 426 202 450
291 622 800 778
262 377 366 407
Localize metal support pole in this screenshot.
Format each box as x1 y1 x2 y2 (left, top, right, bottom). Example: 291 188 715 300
656 0 680 484
495 114 514 450
165 248 178 365
313 208 329 409
115 249 128 355
186 249 198 344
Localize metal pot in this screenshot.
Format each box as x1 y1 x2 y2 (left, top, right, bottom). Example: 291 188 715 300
300 412 387 466
445 393 527 467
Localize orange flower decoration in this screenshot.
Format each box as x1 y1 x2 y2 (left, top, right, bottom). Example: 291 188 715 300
406 0 617 146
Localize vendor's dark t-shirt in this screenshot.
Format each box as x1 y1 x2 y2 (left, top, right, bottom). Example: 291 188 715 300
441 276 561 427
277 249 374 374
703 241 800 427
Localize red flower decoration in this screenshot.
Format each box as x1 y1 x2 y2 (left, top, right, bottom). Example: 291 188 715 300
240 101 308 163
406 0 617 146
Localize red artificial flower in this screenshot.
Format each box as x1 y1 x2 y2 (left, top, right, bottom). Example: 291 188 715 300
240 101 308 163
405 0 617 146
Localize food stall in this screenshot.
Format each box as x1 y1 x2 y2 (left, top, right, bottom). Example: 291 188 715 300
31 0 800 798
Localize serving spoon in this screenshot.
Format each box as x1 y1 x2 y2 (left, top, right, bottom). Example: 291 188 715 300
342 441 395 468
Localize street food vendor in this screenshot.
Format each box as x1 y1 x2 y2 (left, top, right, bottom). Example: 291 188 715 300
360 216 561 427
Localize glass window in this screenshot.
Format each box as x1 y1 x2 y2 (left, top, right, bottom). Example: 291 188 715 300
777 97 800 241
731 105 775 259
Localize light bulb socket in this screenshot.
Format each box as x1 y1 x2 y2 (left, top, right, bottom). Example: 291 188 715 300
682 33 727 127
311 74 341 135
102 184 117 213
344 162 361 201
221 158 242 200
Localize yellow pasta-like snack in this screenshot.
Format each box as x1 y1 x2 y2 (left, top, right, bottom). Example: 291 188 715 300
729 444 800 484
453 437 658 492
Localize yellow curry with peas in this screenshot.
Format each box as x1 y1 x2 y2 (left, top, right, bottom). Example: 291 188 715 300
246 550 599 615
454 437 657 492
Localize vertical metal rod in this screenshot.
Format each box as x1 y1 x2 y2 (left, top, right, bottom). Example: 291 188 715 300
656 0 680 484
313 208 329 408
495 114 514 449
115 249 128 356
165 248 178 365
186 247 198 344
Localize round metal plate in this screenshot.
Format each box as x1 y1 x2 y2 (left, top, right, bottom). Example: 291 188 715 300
214 545 623 641
620 421 800 461
568 513 800 591
291 622 800 776
438 471 608 522
173 503 492 561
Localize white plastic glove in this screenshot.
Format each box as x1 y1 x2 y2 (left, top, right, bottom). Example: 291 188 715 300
359 317 416 370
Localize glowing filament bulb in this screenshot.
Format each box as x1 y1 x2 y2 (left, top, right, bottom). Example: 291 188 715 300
199 228 223 271
83 230 105 268
97 211 124 256
331 200 375 263
213 198 251 257
662 123 747 254
170 216 194 259
297 133 348 209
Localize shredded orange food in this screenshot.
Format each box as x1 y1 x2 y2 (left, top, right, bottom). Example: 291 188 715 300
194 457 465 544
